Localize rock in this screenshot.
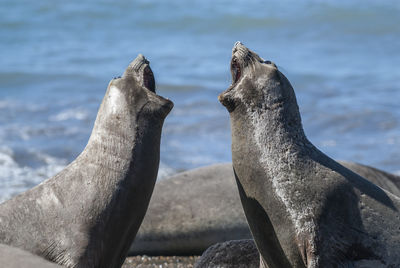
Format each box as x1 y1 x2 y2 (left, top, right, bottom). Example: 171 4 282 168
341 161 400 196
0 244 62 268
130 163 250 255
194 240 259 268
196 235 396 267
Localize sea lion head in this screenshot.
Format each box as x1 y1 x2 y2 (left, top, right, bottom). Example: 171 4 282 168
93 54 173 138
104 54 174 120
219 42 298 118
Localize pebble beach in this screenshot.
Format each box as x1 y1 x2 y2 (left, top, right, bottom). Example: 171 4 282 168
122 256 199 268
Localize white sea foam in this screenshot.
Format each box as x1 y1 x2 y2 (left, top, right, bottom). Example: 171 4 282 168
0 146 66 203
50 108 89 121
0 144 176 202
157 162 175 180
320 139 337 147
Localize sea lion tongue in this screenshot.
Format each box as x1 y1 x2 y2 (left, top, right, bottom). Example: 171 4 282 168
123 54 156 93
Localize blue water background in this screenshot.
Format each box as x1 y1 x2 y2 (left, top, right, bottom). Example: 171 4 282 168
0 0 400 201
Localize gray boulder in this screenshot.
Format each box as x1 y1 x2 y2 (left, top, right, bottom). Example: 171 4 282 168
130 163 249 255
130 162 400 256
340 161 400 196
194 239 259 268
0 244 62 268
196 233 400 267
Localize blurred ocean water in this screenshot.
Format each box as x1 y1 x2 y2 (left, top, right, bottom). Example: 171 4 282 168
0 0 399 202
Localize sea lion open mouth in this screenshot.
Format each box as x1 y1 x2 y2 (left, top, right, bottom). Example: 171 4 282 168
122 54 157 93
143 65 156 93
231 57 241 85
115 55 174 118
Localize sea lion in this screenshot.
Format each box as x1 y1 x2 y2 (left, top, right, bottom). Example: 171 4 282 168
218 42 400 267
130 162 400 256
0 54 173 268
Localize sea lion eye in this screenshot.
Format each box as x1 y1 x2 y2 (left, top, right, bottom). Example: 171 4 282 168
264 60 272 64
231 58 241 84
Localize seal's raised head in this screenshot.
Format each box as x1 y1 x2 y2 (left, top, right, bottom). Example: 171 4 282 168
219 42 297 117
103 54 173 122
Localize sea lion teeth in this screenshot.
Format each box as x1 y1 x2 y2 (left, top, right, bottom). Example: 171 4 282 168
220 42 400 268
0 54 173 268
231 57 241 84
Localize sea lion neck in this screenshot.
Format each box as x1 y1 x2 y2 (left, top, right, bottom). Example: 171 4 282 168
229 76 309 159
222 42 310 158
82 83 160 173
85 87 138 159
84 55 172 163
230 106 310 184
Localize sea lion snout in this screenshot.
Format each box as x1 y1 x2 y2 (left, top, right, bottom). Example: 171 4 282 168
122 54 155 93
123 54 149 77
232 41 247 56
218 91 236 112
148 94 174 118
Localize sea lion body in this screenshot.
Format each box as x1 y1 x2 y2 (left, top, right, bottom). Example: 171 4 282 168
219 42 400 267
0 55 173 268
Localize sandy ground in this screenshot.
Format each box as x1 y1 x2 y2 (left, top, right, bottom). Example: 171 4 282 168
122 256 200 268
